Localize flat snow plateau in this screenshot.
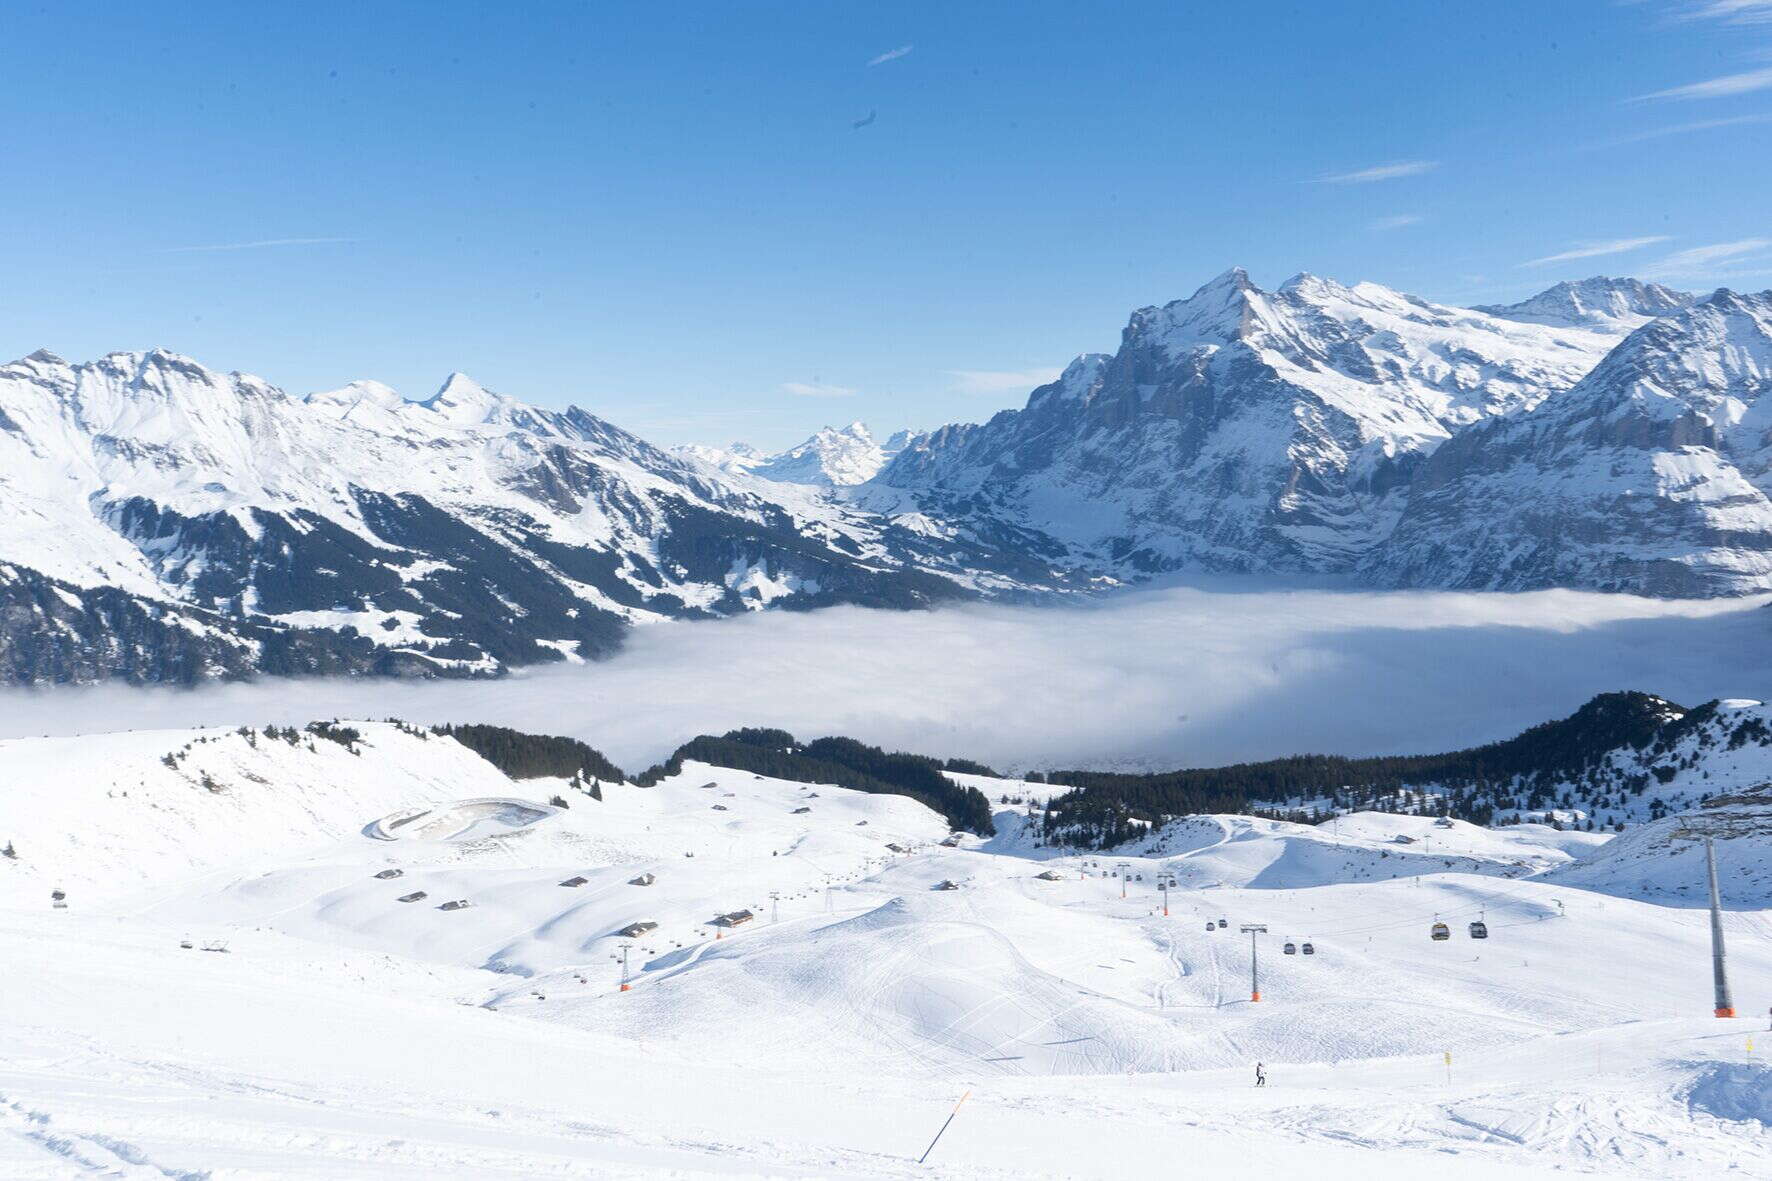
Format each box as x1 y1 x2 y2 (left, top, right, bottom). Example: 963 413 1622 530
1 724 1769 1178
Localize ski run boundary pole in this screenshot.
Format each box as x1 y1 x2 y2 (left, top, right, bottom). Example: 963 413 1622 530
918 1090 970 1165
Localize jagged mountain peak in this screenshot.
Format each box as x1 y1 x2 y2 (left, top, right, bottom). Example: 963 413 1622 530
1129 266 1274 353
813 420 874 442
420 371 509 423
750 420 907 486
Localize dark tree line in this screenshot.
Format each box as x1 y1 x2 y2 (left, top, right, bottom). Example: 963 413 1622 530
635 727 996 835
433 723 625 783
1041 691 1686 847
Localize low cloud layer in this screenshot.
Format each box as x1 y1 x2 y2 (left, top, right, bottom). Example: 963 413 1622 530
4 586 1768 775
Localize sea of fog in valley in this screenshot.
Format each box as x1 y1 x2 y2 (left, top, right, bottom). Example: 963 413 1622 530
5 585 1771 773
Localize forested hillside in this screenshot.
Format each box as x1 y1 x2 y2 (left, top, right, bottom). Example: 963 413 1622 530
1036 692 1723 847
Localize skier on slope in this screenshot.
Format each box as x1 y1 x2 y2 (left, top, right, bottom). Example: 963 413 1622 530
1255 1062 1266 1087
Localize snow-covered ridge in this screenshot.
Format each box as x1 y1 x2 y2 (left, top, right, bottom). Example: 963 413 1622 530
1475 276 1693 333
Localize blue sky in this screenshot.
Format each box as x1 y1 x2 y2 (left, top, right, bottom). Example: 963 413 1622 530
2 1 1769 448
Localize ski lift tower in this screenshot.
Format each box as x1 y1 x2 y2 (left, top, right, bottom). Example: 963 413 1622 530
1706 837 1735 1018
611 942 632 993
1239 924 1268 1002
1116 861 1130 899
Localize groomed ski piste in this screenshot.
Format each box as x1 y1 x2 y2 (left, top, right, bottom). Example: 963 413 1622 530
1 723 1769 1178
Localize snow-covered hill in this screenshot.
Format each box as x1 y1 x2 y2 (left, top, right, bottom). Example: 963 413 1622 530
0 721 518 907
1545 776 1772 906
4 719 1771 1177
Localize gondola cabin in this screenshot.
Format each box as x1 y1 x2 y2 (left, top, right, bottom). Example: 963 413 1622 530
1468 920 1489 939
1205 921 1215 932
1217 918 1228 928
1431 921 1450 941
1301 942 1315 955
1283 941 1297 955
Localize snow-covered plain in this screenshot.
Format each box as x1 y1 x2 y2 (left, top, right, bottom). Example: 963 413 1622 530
2 723 1770 1178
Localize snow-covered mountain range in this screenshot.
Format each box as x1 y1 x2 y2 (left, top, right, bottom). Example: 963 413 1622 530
8 269 1772 683
870 271 1729 581
0 351 1036 683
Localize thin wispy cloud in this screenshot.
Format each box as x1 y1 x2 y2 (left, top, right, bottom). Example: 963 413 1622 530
158 236 358 254
1592 112 1772 147
945 367 1063 395
867 44 913 67
782 380 858 398
1520 235 1671 267
1643 237 1772 277
1370 214 1425 231
1636 64 1772 101
1674 0 1772 25
1314 160 1438 184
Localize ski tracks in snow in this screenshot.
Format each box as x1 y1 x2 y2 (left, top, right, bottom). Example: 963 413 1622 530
0 1090 207 1180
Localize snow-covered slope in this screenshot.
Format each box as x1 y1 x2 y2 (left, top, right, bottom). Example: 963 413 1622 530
0 721 519 907
1475 277 1693 333
1108 812 1604 888
0 351 1024 683
873 269 1628 576
1372 289 1772 594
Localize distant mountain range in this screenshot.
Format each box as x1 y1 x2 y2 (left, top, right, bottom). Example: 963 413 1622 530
676 422 919 487
3 269 1769 683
